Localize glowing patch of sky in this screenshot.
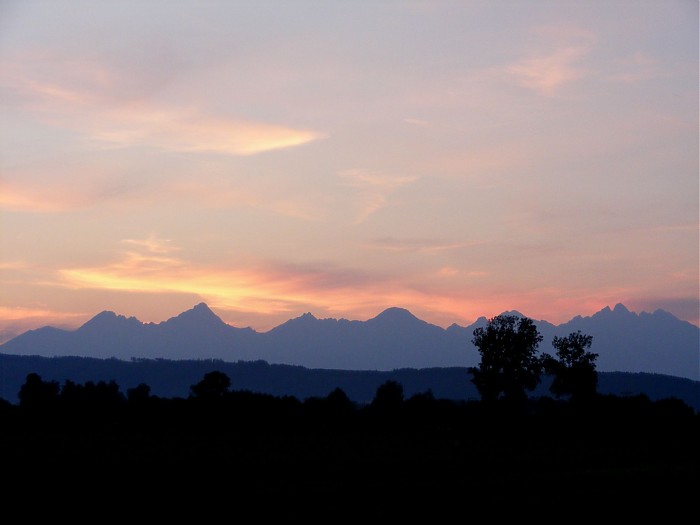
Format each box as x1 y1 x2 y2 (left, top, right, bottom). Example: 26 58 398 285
0 1 697 345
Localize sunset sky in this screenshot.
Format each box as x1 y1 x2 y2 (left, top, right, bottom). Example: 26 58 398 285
1 0 698 344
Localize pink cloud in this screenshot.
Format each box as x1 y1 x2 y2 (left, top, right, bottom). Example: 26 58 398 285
338 169 418 223
508 47 590 96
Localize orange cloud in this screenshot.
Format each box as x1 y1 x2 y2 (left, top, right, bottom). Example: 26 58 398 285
56 240 360 317
5 55 324 156
0 179 111 212
0 261 28 271
121 236 179 255
43 247 652 332
0 305 85 322
0 166 143 213
88 107 323 155
54 237 479 326
0 306 89 344
48 234 583 330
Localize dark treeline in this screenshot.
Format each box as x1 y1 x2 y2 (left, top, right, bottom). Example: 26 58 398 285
4 353 698 409
1 370 698 517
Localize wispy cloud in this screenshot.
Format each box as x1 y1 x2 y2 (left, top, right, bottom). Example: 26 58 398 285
57 239 377 317
0 306 89 344
0 181 95 212
338 169 417 189
506 24 595 97
608 52 664 84
338 169 418 223
122 236 178 255
0 305 84 322
53 237 488 327
0 261 29 271
164 178 326 221
4 55 324 155
508 46 590 96
87 107 323 155
435 267 491 279
367 237 475 253
403 117 430 126
0 168 144 213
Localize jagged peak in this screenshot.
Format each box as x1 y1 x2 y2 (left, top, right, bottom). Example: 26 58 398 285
613 303 630 313
266 311 320 334
79 310 141 331
593 303 635 317
167 303 225 326
185 303 215 315
279 312 319 324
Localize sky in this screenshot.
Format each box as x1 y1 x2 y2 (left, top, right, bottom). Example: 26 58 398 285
0 0 698 344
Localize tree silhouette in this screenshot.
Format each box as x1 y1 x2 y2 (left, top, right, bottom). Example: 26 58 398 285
469 314 544 405
17 372 60 411
326 387 356 414
127 382 152 404
189 370 231 399
543 331 598 401
371 379 404 411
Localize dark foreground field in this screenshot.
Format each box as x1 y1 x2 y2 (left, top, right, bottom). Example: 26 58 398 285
1 386 697 520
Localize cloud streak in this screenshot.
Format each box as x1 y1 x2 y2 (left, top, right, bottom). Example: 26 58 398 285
57 239 375 316
367 237 476 253
505 23 596 96
88 108 323 155
4 55 324 156
338 169 418 223
508 46 590 96
53 238 490 328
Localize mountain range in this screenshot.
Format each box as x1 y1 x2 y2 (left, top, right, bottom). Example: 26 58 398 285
1 302 698 381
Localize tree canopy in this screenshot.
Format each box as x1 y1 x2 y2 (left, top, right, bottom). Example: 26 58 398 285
543 330 598 401
469 314 544 405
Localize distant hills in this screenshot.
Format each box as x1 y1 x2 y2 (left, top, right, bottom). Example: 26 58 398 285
1 302 698 380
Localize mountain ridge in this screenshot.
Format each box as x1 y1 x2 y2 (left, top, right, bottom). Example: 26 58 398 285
1 302 698 380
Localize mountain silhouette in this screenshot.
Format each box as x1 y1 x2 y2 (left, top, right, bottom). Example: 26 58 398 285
163 302 229 331
1 303 697 380
368 306 420 324
554 303 699 380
